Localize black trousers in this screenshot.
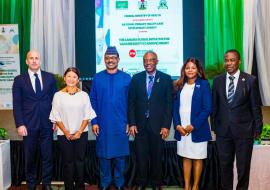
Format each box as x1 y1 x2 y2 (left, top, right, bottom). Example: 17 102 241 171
58 132 88 190
134 120 164 186
23 127 53 189
216 135 253 190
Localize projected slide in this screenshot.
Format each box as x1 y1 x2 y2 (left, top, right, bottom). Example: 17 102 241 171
95 0 183 76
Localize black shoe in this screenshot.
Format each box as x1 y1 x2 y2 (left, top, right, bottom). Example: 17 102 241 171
42 184 53 190
26 185 36 190
135 185 146 190
26 187 36 190
117 187 125 190
152 186 162 190
74 185 85 190
99 186 110 190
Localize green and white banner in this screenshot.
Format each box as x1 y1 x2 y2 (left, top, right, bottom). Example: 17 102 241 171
0 24 20 109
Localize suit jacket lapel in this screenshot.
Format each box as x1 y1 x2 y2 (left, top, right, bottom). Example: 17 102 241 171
220 74 228 105
192 78 200 104
140 71 148 100
25 73 36 95
40 71 46 96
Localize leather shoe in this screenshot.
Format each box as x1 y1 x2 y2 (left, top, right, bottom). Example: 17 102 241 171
26 187 36 190
42 184 52 190
152 186 162 190
26 185 36 190
135 185 146 190
99 186 110 190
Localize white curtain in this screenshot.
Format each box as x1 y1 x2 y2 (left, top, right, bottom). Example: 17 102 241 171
244 0 270 105
243 0 256 74
30 0 75 75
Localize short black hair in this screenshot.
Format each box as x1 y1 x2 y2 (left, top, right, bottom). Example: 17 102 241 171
143 50 158 59
225 49 241 60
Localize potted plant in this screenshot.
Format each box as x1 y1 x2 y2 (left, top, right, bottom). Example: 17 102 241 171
259 124 270 145
0 128 7 140
54 74 65 90
0 128 11 189
205 64 225 87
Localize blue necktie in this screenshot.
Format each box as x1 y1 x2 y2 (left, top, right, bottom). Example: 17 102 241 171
34 73 42 96
227 76 235 104
147 75 154 98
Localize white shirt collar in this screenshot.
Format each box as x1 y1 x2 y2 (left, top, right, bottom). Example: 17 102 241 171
226 69 240 80
28 69 41 78
146 71 156 78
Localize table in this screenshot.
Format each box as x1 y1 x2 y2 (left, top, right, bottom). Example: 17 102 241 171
0 140 11 189
233 145 270 190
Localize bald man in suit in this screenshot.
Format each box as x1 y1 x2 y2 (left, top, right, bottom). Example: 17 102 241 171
128 51 173 190
13 50 57 190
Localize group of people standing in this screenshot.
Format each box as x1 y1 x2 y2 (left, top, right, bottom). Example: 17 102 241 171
12 47 262 190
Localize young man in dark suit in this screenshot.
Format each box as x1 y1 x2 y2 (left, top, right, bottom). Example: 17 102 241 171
212 49 263 190
128 51 173 190
12 50 57 190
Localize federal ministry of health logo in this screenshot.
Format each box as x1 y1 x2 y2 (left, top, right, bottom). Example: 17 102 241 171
138 0 147 10
158 0 168 9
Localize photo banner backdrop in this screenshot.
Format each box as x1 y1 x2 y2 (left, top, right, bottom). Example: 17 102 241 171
0 24 20 109
95 0 183 76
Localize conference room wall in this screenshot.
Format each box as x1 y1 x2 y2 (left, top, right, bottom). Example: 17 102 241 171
1 107 270 140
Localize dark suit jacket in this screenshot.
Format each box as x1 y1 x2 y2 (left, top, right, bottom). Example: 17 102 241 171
173 78 212 142
12 71 57 130
212 72 263 138
128 70 173 135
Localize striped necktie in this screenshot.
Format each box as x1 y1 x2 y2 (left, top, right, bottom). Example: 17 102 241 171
147 75 154 98
227 76 235 104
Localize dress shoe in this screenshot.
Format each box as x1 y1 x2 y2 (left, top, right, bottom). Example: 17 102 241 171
152 186 162 190
75 185 85 190
42 184 53 190
99 186 110 190
26 187 36 190
26 185 36 190
135 185 146 190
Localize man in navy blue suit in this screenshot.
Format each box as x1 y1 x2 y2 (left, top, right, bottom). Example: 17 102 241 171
212 49 263 190
128 51 173 190
12 50 57 190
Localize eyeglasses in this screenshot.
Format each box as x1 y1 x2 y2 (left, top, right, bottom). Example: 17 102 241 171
143 58 157 63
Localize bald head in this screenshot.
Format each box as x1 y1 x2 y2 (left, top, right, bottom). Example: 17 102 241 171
26 50 41 72
26 49 40 59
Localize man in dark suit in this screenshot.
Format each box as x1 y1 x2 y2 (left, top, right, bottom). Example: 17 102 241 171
128 51 173 190
12 50 57 190
212 49 263 190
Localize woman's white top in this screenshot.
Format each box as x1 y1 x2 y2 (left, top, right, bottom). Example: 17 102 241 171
177 83 207 159
49 91 96 135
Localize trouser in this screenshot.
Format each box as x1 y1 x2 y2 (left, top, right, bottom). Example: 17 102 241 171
216 135 253 190
99 156 126 188
23 127 53 189
58 132 88 190
134 120 164 186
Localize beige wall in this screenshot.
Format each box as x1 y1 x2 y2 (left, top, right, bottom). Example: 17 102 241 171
1 107 270 140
